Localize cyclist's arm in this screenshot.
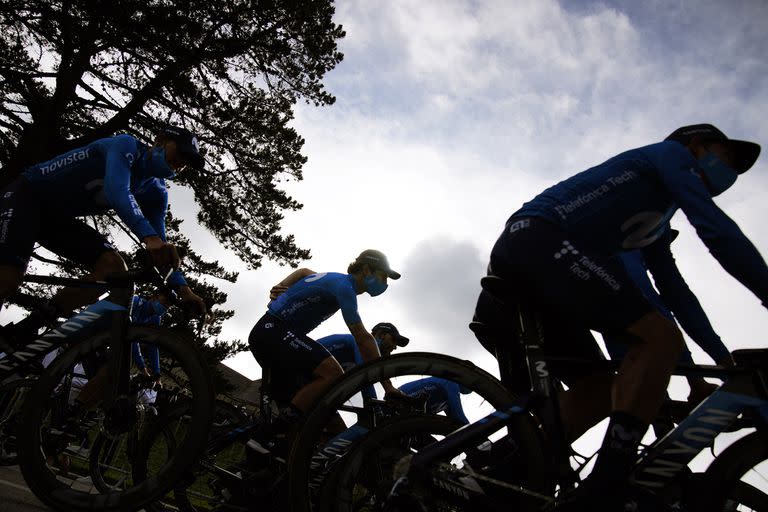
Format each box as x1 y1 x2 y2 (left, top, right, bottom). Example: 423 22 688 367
269 268 316 300
644 233 730 363
347 321 400 394
348 321 380 363
654 145 768 306
102 136 158 241
351 340 377 399
139 188 188 288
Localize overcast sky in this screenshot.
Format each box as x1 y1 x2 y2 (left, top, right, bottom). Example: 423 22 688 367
167 0 768 393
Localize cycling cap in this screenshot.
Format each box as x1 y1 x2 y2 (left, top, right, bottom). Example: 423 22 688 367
372 322 409 347
355 249 401 280
665 124 760 174
160 125 205 170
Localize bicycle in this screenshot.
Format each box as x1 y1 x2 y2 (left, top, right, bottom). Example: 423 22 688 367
135 366 445 512
288 275 768 511
286 351 535 512
4 264 215 511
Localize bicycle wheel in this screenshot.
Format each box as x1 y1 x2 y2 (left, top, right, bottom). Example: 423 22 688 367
697 429 768 511
0 377 33 465
133 398 252 512
18 325 215 512
288 352 553 512
317 414 464 512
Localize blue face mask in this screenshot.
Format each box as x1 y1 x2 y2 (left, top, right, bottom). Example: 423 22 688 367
147 149 176 179
364 275 388 296
699 152 737 196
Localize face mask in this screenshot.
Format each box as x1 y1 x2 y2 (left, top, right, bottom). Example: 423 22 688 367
147 149 176 179
364 275 388 296
699 152 737 196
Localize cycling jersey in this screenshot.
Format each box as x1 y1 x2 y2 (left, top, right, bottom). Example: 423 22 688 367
317 333 376 399
317 334 362 371
267 272 362 334
130 295 164 375
514 140 768 305
6 134 186 286
399 377 469 424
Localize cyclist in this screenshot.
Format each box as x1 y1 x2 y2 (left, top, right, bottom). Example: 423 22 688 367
398 377 471 425
318 322 409 400
474 124 765 510
249 249 403 431
0 125 207 343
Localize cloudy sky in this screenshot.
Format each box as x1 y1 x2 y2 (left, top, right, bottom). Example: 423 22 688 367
168 0 768 404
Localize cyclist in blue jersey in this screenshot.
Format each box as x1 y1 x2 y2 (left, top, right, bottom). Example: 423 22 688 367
0 126 207 341
318 322 410 399
399 377 471 425
473 124 765 510
249 249 402 430
319 322 409 371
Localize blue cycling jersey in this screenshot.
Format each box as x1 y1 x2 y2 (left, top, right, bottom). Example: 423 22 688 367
130 295 165 375
399 377 469 424
267 272 362 335
318 334 362 371
23 134 185 286
515 141 768 305
317 333 376 399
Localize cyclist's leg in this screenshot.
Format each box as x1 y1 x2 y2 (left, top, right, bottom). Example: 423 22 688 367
487 217 681 504
38 217 126 313
249 313 342 417
0 177 42 305
292 356 344 413
617 313 684 422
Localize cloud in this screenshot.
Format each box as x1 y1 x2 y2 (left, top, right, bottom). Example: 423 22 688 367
388 236 489 360
212 0 768 383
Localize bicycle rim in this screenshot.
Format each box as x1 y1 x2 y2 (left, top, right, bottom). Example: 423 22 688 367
288 352 552 512
698 429 768 511
18 325 215 512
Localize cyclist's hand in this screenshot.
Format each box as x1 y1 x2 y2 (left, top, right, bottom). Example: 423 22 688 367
144 236 181 269
269 284 288 301
179 286 208 319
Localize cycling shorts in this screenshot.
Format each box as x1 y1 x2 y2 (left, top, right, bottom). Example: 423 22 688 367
0 177 115 270
475 216 655 379
248 312 333 403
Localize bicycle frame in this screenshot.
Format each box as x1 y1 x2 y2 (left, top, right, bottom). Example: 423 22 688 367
403 342 767 508
632 369 768 494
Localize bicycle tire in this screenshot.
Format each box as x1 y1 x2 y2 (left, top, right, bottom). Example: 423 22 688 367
288 352 552 512
696 429 768 511
0 377 33 465
18 325 215 512
317 414 464 512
